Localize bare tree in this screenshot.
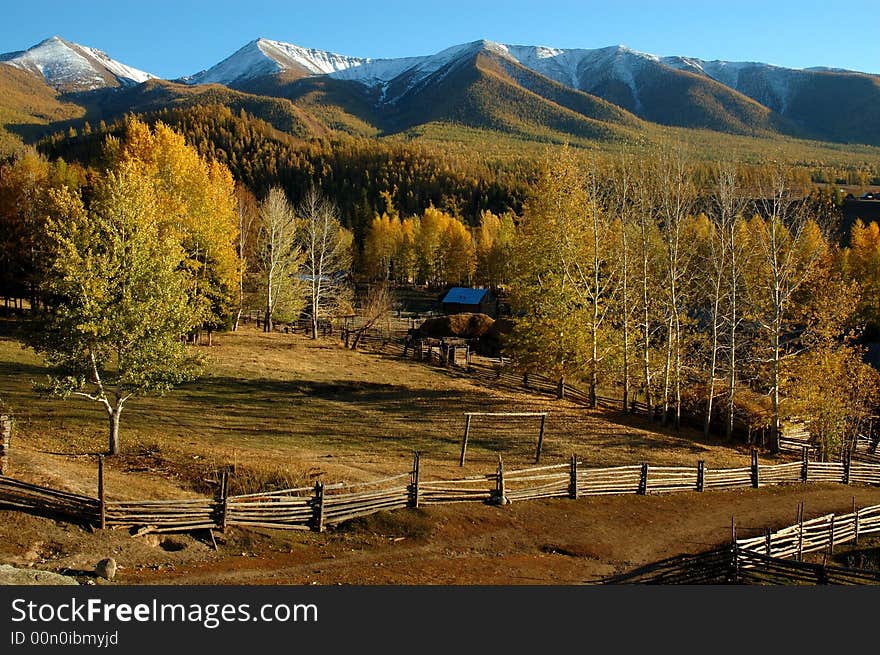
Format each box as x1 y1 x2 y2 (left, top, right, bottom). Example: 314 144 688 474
634 160 658 417
257 187 302 332
717 165 752 440
656 147 697 429
611 156 641 414
562 159 620 408
349 282 394 350
699 163 750 438
299 187 353 339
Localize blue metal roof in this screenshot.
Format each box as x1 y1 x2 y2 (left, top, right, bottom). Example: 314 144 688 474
442 287 490 304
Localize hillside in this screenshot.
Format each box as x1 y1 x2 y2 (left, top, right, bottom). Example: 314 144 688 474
0 64 85 152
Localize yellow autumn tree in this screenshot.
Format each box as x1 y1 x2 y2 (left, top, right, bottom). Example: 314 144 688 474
438 216 476 285
845 219 880 332
474 209 515 290
363 212 402 280
107 118 240 334
413 206 474 287
395 217 419 284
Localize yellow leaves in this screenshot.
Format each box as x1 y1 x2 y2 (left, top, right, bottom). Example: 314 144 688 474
362 203 475 286
109 118 240 326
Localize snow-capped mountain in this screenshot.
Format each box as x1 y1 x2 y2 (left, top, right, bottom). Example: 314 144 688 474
0 36 154 91
2 35 878 146
186 37 874 117
183 38 368 86
174 36 879 143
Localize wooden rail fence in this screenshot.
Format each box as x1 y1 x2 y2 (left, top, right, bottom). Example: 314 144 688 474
605 499 880 585
602 544 880 585
736 503 880 561
2 451 880 536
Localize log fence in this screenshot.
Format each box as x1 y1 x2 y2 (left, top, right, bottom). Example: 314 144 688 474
736 504 880 561
604 545 880 585
2 455 880 537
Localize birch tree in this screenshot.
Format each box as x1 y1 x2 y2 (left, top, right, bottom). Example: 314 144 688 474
656 147 697 429
701 163 751 438
609 156 640 412
745 167 828 452
299 187 353 339
257 187 303 332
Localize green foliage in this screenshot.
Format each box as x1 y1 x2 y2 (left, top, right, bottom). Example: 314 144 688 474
29 161 203 391
23 159 204 453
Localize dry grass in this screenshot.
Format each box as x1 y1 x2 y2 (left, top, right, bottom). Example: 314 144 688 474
0 318 759 496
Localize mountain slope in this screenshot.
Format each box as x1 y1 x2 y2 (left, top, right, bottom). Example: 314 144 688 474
0 36 153 92
381 45 642 143
184 38 367 86
225 41 643 141
663 55 880 143
498 45 794 137
0 64 85 153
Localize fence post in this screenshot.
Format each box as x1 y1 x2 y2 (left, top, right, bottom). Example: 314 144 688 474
569 454 578 500
828 515 835 557
409 451 421 509
843 451 851 485
534 414 547 464
765 529 772 556
638 463 648 495
750 449 759 488
697 460 705 492
459 414 472 467
218 469 230 532
801 447 809 483
493 456 508 505
853 498 860 547
98 455 106 530
311 481 325 533
0 415 10 476
797 502 804 561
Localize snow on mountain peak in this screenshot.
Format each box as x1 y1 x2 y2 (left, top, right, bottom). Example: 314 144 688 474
0 35 154 91
184 38 367 86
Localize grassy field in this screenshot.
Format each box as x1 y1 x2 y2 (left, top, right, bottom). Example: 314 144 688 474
4 315 880 585
0 317 758 498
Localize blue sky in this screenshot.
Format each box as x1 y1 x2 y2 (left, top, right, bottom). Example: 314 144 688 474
2 0 877 79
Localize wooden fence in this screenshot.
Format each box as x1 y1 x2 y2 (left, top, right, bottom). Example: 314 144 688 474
0 475 100 524
368 330 880 461
736 502 880 561
603 545 880 585
2 451 880 536
605 498 880 585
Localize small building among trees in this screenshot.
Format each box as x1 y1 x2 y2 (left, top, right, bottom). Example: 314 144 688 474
441 287 497 317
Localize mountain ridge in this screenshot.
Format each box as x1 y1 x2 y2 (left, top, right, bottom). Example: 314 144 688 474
1 35 879 147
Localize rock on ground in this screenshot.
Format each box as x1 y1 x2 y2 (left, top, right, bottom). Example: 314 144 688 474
95 558 117 580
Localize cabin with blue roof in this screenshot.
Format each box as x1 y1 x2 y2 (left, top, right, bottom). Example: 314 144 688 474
441 287 497 317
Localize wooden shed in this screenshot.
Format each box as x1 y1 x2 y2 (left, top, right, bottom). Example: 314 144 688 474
441 287 497 317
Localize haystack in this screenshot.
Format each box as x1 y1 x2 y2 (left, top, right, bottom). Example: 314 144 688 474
417 313 495 339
